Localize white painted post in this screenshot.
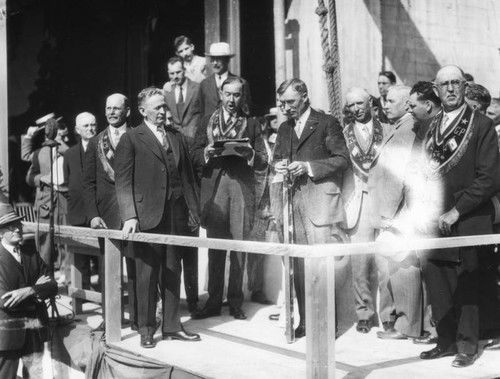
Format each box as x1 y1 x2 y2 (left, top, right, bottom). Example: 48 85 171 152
105 238 122 342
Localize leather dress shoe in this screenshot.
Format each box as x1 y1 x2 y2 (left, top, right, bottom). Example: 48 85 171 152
163 329 201 342
451 353 476 368
269 313 280 321
413 332 437 345
251 291 273 305
420 346 457 360
376 329 407 340
382 321 395 331
191 307 221 320
356 319 372 333
140 335 156 349
484 339 500 350
295 324 306 338
188 302 200 314
229 307 247 320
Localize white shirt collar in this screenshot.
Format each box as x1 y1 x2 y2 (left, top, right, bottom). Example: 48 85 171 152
144 119 162 133
175 80 188 97
2 239 21 263
297 106 311 126
443 103 466 123
109 123 127 134
81 139 89 152
354 118 373 133
222 107 237 123
217 71 229 86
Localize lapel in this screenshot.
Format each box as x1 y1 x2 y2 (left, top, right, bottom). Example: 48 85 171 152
166 128 181 166
137 122 164 162
181 79 195 119
0 244 24 275
77 141 84 172
296 108 318 150
208 74 220 102
165 89 180 121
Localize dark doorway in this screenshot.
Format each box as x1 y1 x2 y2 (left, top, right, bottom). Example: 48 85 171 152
240 0 275 118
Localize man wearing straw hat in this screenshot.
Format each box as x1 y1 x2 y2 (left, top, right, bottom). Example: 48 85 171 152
199 42 252 118
0 203 57 378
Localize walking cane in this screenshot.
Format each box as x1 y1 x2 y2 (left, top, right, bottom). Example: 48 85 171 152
282 159 295 343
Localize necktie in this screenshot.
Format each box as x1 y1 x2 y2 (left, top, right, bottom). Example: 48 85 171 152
178 87 184 104
218 75 223 89
13 246 21 263
295 119 302 138
157 126 169 150
113 128 120 145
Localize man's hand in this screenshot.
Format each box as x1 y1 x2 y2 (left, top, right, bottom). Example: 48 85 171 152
90 217 108 229
233 146 254 160
1 287 33 308
438 207 460 236
204 144 224 160
35 275 51 285
274 160 289 175
287 161 308 179
26 126 41 138
122 218 139 239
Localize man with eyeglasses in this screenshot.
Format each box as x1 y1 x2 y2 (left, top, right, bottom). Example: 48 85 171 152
416 65 500 368
0 203 57 378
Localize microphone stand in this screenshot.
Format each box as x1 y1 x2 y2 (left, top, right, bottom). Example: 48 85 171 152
44 138 65 324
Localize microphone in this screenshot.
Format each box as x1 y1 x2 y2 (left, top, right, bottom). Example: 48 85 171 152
44 118 59 140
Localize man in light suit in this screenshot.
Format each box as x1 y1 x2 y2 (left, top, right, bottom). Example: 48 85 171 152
163 56 201 312
115 87 201 348
63 112 97 290
199 42 252 118
83 94 138 330
273 78 350 338
191 77 266 321
0 203 58 378
417 65 500 367
174 35 206 83
368 85 422 340
341 87 392 334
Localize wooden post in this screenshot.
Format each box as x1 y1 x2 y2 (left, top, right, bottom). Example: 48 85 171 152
305 255 336 378
105 238 122 342
204 0 221 77
0 0 8 200
69 250 83 314
227 0 241 75
273 0 286 89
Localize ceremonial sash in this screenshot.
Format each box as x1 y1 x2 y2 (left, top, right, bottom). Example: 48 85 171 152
97 129 116 182
343 120 384 181
206 107 248 145
424 106 475 180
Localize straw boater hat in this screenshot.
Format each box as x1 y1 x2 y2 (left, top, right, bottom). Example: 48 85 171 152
0 203 25 228
264 107 278 119
205 42 235 58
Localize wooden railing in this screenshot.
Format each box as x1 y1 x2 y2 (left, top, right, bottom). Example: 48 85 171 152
22 222 500 378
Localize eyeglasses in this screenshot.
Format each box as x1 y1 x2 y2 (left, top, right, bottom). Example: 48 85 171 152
436 80 465 91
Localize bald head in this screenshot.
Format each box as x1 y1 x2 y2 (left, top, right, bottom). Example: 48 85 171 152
345 87 372 123
106 93 130 128
75 112 97 142
433 65 467 112
384 85 411 122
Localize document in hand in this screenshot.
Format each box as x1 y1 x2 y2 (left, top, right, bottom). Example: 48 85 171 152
213 138 253 157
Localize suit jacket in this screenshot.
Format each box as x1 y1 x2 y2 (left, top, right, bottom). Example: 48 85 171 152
165 78 201 146
0 244 57 351
367 113 416 229
272 108 349 228
419 106 500 261
341 118 392 230
83 127 130 230
191 111 267 227
63 141 88 226
115 122 200 231
199 72 252 118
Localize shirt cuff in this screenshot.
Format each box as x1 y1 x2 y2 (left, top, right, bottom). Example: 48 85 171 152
307 162 314 177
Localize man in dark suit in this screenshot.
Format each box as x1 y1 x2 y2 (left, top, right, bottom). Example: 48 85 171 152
164 57 201 312
83 94 138 330
199 42 252 118
341 87 392 335
273 78 349 338
417 65 500 368
0 203 58 378
191 76 266 321
115 87 201 348
63 112 97 290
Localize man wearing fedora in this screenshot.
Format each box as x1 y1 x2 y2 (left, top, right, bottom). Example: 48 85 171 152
199 42 252 118
0 203 58 378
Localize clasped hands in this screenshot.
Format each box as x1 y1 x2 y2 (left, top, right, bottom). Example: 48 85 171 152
1 275 51 308
274 160 308 179
204 144 254 160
